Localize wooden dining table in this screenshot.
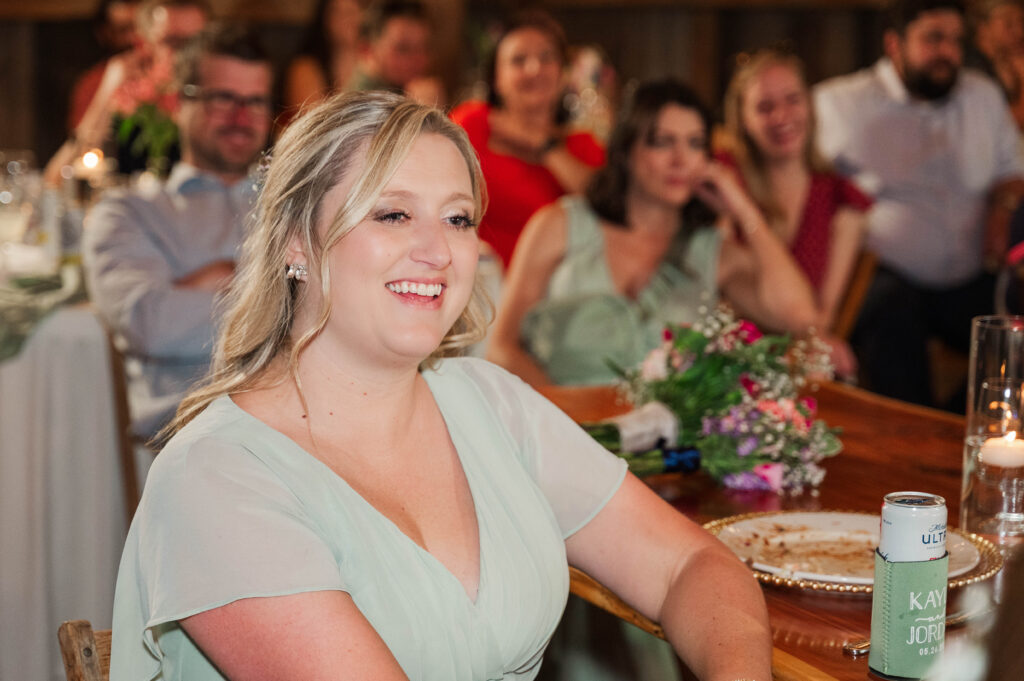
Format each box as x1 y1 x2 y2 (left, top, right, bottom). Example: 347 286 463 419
538 380 1001 681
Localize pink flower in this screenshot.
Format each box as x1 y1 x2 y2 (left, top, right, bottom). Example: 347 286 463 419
737 320 763 344
640 346 669 381
757 399 785 421
662 327 674 342
109 49 177 116
754 463 785 491
156 92 180 115
670 349 694 372
798 396 817 417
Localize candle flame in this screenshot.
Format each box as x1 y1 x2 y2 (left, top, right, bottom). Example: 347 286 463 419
82 149 103 169
1004 431 1018 444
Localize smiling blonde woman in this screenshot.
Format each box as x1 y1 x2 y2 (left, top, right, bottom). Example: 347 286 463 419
110 90 773 681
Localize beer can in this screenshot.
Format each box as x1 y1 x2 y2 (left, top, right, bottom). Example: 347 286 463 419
878 491 947 562
870 491 949 679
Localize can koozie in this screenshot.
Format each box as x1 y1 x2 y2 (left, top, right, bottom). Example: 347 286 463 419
868 551 949 680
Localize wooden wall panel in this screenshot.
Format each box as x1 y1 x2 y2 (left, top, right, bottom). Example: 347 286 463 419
5 0 888 162
0 23 36 154
0 0 314 22
0 0 886 22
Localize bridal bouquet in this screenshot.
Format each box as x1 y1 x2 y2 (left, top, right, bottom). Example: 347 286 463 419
587 306 842 493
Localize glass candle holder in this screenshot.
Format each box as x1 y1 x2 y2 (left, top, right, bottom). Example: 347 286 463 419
961 315 1024 544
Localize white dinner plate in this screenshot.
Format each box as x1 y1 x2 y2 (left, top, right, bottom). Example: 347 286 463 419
712 511 980 586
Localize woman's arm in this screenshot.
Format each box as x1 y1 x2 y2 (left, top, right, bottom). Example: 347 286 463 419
699 163 818 334
485 202 568 389
818 207 867 330
181 590 410 681
540 142 598 194
487 109 597 193
566 473 773 681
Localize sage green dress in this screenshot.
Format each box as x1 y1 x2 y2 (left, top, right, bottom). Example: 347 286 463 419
522 196 721 385
109 358 627 681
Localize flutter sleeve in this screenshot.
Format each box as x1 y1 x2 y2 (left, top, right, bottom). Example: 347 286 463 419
133 436 347 629
455 359 627 538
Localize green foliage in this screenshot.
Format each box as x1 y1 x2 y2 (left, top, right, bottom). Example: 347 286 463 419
116 104 178 175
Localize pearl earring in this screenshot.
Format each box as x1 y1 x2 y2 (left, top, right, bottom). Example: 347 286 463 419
286 263 308 282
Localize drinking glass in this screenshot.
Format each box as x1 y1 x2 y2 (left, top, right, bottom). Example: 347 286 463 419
961 316 1024 543
0 149 39 245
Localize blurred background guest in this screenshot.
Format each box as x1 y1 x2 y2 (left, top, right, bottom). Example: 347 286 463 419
344 0 444 106
721 47 871 378
451 10 605 271
45 0 210 182
83 24 272 440
280 0 364 128
67 0 141 132
487 78 817 389
814 0 1024 408
968 0 1024 128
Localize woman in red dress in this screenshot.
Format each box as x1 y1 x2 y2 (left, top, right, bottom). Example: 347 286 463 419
450 11 605 270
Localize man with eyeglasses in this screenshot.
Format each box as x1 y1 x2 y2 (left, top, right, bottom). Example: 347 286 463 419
84 24 272 440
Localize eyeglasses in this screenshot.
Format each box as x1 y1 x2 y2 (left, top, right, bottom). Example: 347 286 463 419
181 84 272 117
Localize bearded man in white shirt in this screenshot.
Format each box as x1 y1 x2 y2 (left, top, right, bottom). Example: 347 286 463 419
814 0 1024 408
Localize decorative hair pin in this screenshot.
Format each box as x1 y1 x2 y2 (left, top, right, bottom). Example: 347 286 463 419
252 150 273 194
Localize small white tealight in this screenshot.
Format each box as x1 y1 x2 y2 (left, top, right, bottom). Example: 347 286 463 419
980 431 1024 468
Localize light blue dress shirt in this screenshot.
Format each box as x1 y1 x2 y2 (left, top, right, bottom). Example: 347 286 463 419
83 163 255 437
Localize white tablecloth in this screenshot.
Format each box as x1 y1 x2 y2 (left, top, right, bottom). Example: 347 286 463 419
0 306 128 681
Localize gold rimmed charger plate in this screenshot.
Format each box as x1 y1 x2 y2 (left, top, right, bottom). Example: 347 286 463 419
704 510 1004 595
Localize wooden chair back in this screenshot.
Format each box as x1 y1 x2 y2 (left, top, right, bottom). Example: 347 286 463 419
831 250 877 340
58 620 111 681
100 320 140 525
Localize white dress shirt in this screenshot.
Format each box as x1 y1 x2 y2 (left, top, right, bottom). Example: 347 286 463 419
813 58 1024 287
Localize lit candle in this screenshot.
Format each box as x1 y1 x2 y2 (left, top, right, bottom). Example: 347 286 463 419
73 148 105 184
81 150 101 171
980 431 1024 467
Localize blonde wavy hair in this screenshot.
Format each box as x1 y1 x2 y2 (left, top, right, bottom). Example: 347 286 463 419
722 48 830 227
165 90 490 439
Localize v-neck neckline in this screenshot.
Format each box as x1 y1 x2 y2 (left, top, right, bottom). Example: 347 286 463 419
597 222 678 303
774 171 814 248
219 382 486 607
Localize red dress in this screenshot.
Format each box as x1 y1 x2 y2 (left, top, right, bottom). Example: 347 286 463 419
69 60 109 131
717 152 872 290
451 101 605 268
